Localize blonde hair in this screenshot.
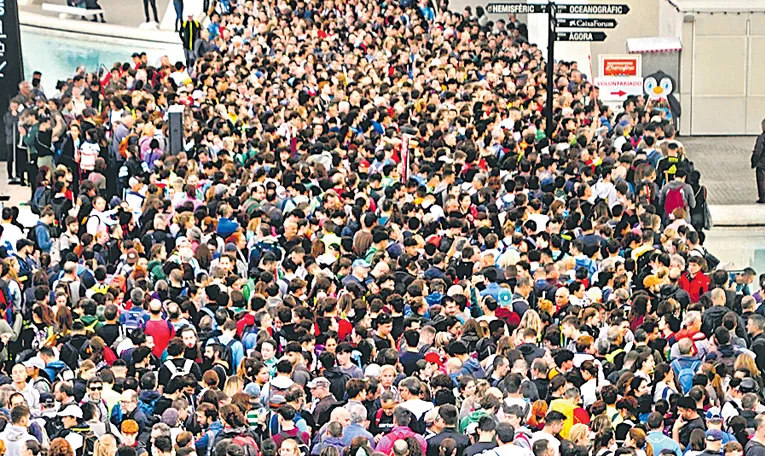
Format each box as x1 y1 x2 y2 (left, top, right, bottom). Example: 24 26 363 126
735 353 760 378
94 434 117 456
223 375 244 398
518 309 543 336
568 424 590 446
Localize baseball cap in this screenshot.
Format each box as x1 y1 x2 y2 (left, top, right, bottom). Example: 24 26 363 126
498 288 512 307
126 248 139 265
268 394 286 409
306 377 330 389
740 377 759 393
705 407 722 422
352 259 371 269
58 404 83 419
424 352 444 368
706 429 724 442
23 357 45 370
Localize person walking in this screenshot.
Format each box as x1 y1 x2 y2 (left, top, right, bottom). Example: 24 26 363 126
179 14 201 71
752 118 765 204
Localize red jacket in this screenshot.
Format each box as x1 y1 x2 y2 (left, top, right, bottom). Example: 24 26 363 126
679 272 710 303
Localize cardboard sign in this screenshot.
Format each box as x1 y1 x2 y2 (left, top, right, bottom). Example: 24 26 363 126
599 54 641 77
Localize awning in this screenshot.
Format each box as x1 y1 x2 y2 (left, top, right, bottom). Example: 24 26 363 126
627 37 682 54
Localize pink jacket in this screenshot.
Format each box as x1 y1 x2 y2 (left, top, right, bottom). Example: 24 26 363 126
375 426 427 456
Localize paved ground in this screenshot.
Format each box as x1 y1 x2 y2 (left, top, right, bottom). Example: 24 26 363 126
21 0 171 29
682 135 759 206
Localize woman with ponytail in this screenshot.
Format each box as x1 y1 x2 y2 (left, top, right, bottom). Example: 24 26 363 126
593 430 617 456
626 428 653 456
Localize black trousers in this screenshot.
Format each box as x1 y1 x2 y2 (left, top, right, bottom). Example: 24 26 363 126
143 0 159 22
757 167 765 202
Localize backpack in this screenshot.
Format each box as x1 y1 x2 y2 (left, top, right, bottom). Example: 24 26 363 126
27 222 49 250
164 359 193 380
111 325 129 352
61 341 82 370
231 435 259 456
81 430 98 456
0 279 13 312
677 359 701 394
121 309 146 331
213 337 237 375
30 186 51 215
138 395 160 416
664 187 685 217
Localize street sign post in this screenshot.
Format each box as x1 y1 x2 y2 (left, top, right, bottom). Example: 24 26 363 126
545 3 556 137
556 3 629 14
557 17 617 28
485 2 628 136
556 31 607 41
486 3 547 14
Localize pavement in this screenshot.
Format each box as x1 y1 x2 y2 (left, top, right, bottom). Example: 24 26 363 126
681 135 765 226
21 0 170 29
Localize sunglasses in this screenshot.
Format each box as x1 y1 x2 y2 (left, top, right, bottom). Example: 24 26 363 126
89 386 103 391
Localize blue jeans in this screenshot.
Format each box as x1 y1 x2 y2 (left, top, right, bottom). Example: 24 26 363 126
173 0 183 29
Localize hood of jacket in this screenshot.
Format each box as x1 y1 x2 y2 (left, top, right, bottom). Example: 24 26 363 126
1 424 31 442
139 390 161 402
667 180 687 190
323 367 347 381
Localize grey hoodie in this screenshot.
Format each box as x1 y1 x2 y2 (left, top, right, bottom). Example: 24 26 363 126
0 424 36 456
660 180 695 221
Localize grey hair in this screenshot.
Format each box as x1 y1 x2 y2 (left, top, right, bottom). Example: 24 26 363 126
349 404 368 424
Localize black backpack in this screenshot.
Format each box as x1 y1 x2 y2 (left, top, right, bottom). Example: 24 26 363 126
213 337 237 375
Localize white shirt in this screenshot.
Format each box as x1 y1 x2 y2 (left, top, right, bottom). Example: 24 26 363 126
400 398 434 420
0 222 24 251
530 431 560 456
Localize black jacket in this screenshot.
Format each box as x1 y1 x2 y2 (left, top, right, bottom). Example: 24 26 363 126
323 367 350 402
426 428 470 456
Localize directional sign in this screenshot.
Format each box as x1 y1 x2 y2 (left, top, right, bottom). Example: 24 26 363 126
557 17 617 28
486 3 547 14
557 4 630 14
594 76 643 101
556 31 607 42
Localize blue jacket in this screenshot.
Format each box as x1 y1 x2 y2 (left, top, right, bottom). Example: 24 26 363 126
195 420 223 456
341 423 374 448
216 217 240 238
35 222 53 253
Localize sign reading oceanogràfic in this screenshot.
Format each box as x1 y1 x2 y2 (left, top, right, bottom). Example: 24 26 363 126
556 31 607 42
557 3 630 14
557 17 617 28
486 3 547 14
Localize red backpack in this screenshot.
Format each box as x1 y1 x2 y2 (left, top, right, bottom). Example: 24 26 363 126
664 187 685 216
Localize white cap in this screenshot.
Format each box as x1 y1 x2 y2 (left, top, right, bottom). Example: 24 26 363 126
58 404 83 419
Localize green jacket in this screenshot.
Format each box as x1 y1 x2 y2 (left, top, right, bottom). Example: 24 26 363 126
148 260 166 284
23 123 40 159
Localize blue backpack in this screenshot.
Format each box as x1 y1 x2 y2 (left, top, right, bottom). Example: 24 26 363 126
676 359 701 394
138 396 159 416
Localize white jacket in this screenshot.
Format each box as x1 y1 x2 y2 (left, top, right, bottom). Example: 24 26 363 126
0 424 36 456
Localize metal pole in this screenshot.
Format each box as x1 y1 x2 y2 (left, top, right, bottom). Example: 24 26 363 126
545 2 556 138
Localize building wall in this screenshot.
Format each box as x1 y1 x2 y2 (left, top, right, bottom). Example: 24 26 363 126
589 0 662 60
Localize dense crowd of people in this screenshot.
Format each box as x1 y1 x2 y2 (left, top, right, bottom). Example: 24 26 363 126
2 4 763 456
